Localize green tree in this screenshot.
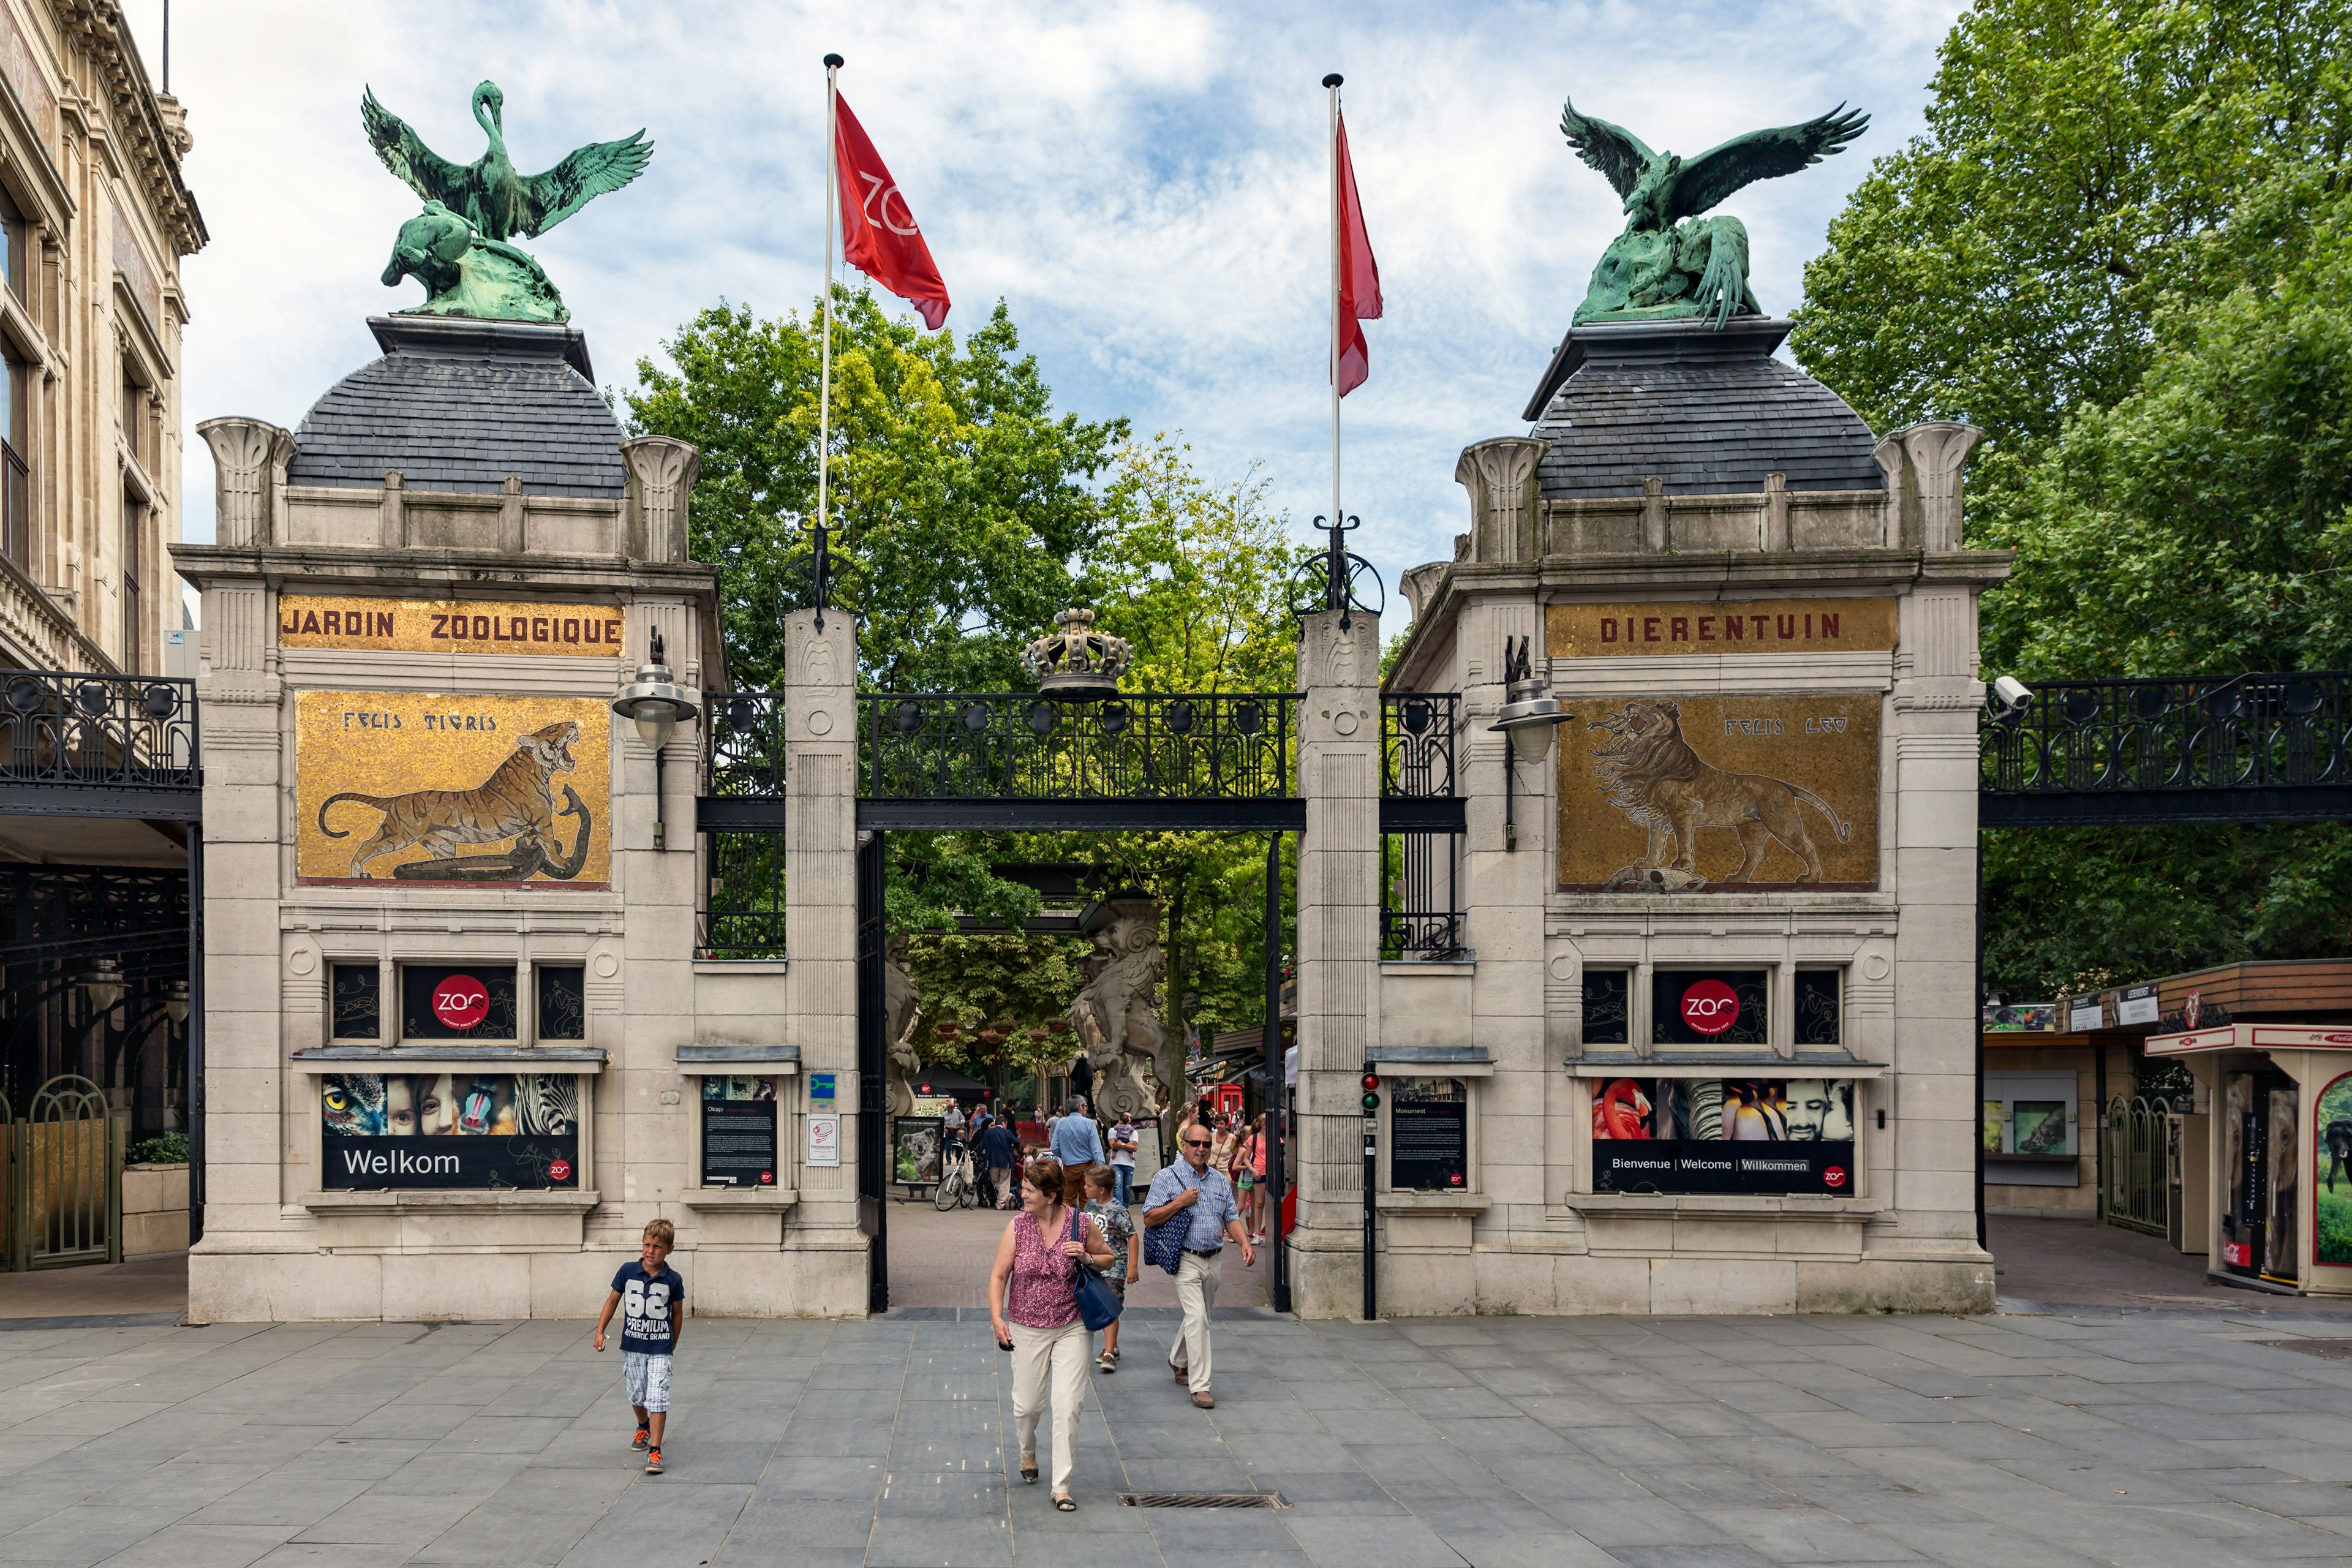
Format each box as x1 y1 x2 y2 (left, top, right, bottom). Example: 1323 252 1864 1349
624 290 1128 693
1795 0 2352 998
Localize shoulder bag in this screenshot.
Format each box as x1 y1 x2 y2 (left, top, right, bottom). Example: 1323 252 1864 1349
1069 1208 1123 1332
1141 1164 1191 1276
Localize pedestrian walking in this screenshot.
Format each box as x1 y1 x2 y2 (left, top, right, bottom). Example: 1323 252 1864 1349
988 1154 1113 1512
1107 1114 1138 1207
593 1218 685 1476
1083 1163 1138 1373
1050 1094 1104 1207
1238 1114 1267 1243
978 1113 1022 1209
1142 1122 1253 1409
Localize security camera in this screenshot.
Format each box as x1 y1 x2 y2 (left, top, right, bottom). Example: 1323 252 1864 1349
1989 675 2034 714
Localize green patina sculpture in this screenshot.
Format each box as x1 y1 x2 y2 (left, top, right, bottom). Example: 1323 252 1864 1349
360 81 654 323
1560 96 1866 328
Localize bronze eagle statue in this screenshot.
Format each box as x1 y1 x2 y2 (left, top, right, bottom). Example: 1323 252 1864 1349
361 80 653 244
1559 94 1868 328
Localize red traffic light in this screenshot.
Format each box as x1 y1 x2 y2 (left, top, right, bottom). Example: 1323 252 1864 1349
1360 1071 1381 1091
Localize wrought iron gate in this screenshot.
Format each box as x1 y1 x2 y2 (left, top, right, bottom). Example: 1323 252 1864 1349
2101 1094 2174 1238
3 1073 121 1270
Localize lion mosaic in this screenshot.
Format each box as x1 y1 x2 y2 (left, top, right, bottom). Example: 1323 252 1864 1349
1588 698 1849 884
318 718 584 878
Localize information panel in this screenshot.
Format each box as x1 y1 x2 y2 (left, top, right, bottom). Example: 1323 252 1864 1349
1592 1076 1857 1194
700 1078 779 1187
1389 1078 1468 1191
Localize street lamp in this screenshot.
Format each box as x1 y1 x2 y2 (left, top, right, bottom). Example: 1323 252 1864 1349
612 628 702 850
1487 636 1574 852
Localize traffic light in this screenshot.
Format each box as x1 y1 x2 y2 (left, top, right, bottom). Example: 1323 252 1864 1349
1360 1070 1381 1111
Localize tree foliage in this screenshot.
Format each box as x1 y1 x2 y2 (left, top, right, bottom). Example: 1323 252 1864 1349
1794 0 2352 997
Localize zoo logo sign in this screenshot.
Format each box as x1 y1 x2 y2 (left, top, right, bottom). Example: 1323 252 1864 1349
432 974 491 1031
1680 978 1741 1036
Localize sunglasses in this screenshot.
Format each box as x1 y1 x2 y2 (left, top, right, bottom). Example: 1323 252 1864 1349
1183 1139 1212 1149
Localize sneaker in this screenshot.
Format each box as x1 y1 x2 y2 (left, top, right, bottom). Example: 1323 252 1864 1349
1097 1351 1117 1373
644 1448 664 1475
631 1427 650 1451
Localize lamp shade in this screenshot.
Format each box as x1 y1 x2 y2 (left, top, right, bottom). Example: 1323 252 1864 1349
612 628 700 748
1490 677 1572 760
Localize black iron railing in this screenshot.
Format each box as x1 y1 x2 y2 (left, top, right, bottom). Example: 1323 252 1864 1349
701 832 786 958
1980 672 2352 826
862 692 1297 803
0 671 197 794
1382 693 1462 956
706 691 787 799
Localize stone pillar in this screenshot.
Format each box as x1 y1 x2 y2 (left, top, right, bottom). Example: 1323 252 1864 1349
193 418 292 548
1454 437 1546 564
623 436 700 564
780 609 865 1294
1290 609 1382 1317
1875 423 1985 551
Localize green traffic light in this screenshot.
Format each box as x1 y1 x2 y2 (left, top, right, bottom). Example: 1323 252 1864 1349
1362 1091 1381 1110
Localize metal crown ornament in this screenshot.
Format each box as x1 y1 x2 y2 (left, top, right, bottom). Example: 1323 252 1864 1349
1019 608 1132 699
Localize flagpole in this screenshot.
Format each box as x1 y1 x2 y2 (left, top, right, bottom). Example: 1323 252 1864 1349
820 53 843 540
1324 73 1343 546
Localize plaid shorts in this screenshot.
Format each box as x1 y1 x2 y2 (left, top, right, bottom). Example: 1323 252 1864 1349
622 1350 673 1413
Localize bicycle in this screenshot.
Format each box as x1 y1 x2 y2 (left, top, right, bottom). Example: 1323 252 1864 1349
933 1142 980 1210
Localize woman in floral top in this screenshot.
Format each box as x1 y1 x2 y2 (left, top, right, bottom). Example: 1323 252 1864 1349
1083 1163 1138 1373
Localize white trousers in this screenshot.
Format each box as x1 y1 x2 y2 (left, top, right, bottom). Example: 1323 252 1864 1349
1169 1249 1222 1393
1009 1319 1090 1494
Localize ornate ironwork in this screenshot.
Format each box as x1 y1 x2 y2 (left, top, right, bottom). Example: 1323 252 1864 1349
777 517 841 631
0 863 188 965
1291 513 1383 629
706 690 787 799
0 669 198 805
1019 607 1132 698
1382 692 1463 956
703 831 787 958
862 692 1297 804
1980 671 2352 826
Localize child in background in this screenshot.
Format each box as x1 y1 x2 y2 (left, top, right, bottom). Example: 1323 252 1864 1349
595 1218 685 1474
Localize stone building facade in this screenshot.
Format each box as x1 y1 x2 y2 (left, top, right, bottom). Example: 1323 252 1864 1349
1338 316 2008 1316
0 0 200 683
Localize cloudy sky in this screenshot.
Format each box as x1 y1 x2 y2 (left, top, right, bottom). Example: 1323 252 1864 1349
140 0 1966 642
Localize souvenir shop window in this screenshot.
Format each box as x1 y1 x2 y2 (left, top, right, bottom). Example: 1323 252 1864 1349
1794 968 1842 1046
537 964 587 1041
400 964 519 1041
1651 969 1769 1047
1581 969 1630 1046
331 963 380 1041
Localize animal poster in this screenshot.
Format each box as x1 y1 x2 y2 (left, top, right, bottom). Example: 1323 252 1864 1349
895 1116 943 1188
2318 1071 2352 1267
1559 693 1880 892
295 692 611 889
1591 1076 1856 1194
319 1071 580 1189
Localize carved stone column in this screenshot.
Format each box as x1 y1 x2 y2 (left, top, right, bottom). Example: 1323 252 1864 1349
194 418 293 548
781 608 863 1254
622 436 701 563
1453 437 1547 564
1291 608 1383 1317
1875 423 1985 551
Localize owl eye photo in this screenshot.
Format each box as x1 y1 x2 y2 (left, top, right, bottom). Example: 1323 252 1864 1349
321 1074 387 1136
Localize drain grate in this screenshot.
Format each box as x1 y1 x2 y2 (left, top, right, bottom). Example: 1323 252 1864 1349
1118 1491 1283 1509
2252 1338 2352 1360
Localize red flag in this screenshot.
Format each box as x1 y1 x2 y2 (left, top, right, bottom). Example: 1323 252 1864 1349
833 94 951 330
1333 110 1382 396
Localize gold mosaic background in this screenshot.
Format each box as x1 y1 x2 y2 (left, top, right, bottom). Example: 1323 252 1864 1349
1547 598 1896 659
279 595 626 658
295 692 612 888
1559 693 1881 891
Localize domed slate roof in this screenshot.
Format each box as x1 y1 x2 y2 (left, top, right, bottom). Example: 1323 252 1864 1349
1521 317 1882 500
287 315 626 499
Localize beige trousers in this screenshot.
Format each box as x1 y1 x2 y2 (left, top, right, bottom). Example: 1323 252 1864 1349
1009 1318 1090 1494
1168 1248 1222 1393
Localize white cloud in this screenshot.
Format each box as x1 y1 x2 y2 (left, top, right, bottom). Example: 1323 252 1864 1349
149 0 1964 650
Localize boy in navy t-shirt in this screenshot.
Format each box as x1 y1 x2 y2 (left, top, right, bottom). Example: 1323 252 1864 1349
595 1218 685 1474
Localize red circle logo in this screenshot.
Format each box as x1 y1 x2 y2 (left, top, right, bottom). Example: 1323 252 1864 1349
432 974 490 1031
548 1158 571 1182
1680 979 1741 1036
760 1169 775 1185
1823 1165 1849 1189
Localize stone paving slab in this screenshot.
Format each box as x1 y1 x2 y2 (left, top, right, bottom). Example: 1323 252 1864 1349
0 1307 2348 1566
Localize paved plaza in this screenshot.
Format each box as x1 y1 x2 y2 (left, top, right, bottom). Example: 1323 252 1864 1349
5 1288 2352 1568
